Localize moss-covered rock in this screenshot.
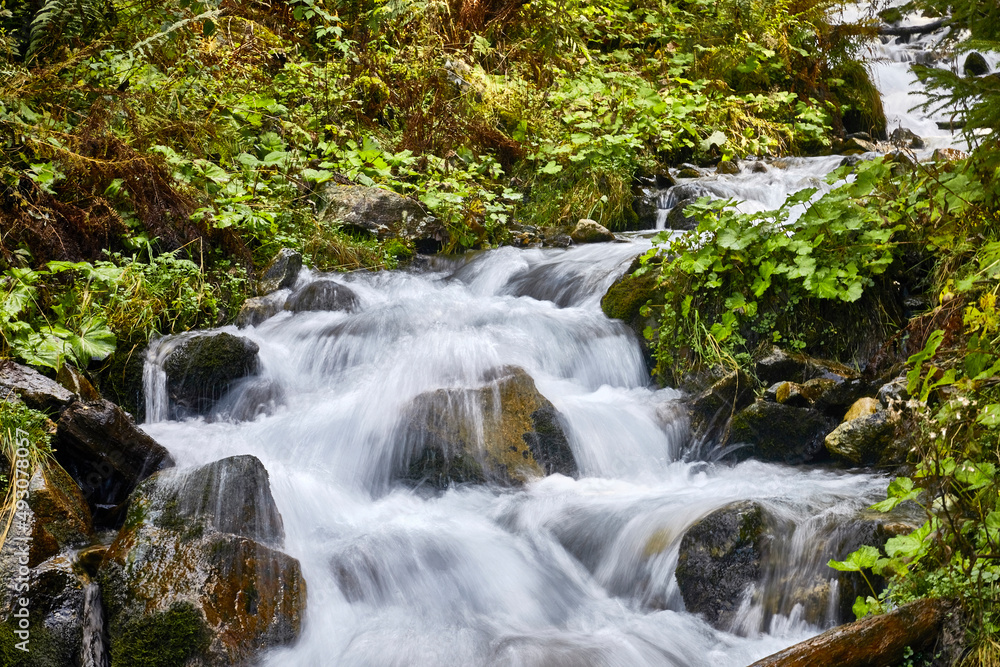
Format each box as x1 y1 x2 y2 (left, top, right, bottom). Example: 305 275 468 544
675 501 770 629
163 333 260 417
236 293 286 328
725 401 835 464
600 256 663 374
686 370 756 445
402 366 576 488
316 184 446 252
258 247 302 295
824 410 896 466
100 455 304 667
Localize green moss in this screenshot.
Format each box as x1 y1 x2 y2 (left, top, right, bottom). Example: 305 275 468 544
601 271 659 322
110 602 210 667
0 622 69 667
832 61 888 140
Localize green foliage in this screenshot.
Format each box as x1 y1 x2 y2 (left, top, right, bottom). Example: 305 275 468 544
0 401 53 549
110 602 211 667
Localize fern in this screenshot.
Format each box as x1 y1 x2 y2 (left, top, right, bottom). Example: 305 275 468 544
27 0 107 61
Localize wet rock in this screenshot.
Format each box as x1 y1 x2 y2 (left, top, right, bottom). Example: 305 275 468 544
843 397 879 421
0 360 75 412
839 155 864 168
725 401 834 464
687 370 756 443
932 147 968 162
600 257 662 372
570 219 615 244
665 197 699 230
675 501 770 629
402 367 576 487
812 377 876 417
55 364 102 402
749 161 768 173
317 184 446 251
163 333 260 416
763 382 784 402
749 598 953 667
754 347 811 385
26 462 94 564
0 554 89 666
632 193 661 229
213 377 286 422
236 292 287 328
55 398 174 523
100 455 304 666
889 127 925 149
824 409 895 466
965 52 990 77
284 279 359 313
258 248 302 295
716 160 740 175
840 136 879 155
675 164 704 179
877 375 909 408
774 378 838 408
542 232 572 248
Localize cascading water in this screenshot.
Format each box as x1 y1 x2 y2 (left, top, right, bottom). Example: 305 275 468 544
132 4 993 664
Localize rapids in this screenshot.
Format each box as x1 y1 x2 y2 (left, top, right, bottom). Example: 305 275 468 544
136 4 994 665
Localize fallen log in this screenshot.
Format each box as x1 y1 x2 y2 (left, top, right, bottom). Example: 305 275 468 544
879 18 949 36
748 598 952 667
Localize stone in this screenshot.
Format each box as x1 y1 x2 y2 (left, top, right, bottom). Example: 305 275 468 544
775 378 838 408
258 248 302 295
725 401 834 464
932 147 969 162
748 598 953 667
0 360 75 412
236 293 286 328
964 52 990 77
687 370 756 443
749 161 768 173
212 377 286 422
843 397 879 422
824 409 896 465
570 219 615 244
100 455 304 666
754 347 810 385
812 377 875 417
676 167 702 179
889 127 925 149
665 197 699 230
163 333 260 417
840 136 879 155
600 257 663 374
675 501 770 629
316 183 446 252
402 366 576 487
877 375 909 408
55 364 102 402
716 160 740 175
55 398 174 523
284 279 359 313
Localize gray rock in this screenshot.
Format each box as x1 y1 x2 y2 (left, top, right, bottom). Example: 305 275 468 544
163 333 260 417
725 401 834 464
877 376 909 408
675 501 770 629
258 248 302 295
55 398 174 524
840 137 879 154
749 161 768 173
824 410 896 465
675 164 704 179
0 360 75 412
889 127 925 149
284 279 359 313
687 370 756 443
99 455 304 666
665 197 699 230
965 52 990 77
317 183 446 251
402 366 576 488
236 293 287 328
570 219 615 244
754 347 810 385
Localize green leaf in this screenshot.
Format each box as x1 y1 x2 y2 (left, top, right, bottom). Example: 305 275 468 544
700 130 727 151
978 404 1000 427
68 317 117 365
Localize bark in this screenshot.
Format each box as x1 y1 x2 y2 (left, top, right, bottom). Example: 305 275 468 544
748 598 952 667
879 19 949 36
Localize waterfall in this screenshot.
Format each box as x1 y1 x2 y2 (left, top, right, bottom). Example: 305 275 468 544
81 583 109 667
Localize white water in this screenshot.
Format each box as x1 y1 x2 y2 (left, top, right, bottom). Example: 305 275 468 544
142 238 887 667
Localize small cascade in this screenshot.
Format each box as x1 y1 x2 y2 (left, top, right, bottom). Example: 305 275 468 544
80 582 109 667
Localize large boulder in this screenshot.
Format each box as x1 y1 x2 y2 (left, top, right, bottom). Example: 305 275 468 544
725 401 834 464
55 398 174 524
236 292 287 328
664 197 699 230
100 455 304 667
687 370 756 445
258 248 302 295
317 184 446 252
964 52 990 77
402 367 576 487
163 333 260 417
284 279 359 313
570 219 615 244
889 127 924 150
0 361 75 413
675 501 770 629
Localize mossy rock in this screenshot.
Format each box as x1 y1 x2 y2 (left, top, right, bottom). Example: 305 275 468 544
725 401 835 464
675 501 770 629
824 410 896 466
831 61 888 140
401 366 576 488
600 256 664 375
111 601 210 667
163 333 260 417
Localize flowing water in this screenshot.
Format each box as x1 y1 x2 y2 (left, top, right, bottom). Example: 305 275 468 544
133 4 998 665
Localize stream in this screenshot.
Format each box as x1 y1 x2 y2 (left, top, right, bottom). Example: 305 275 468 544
138 6 989 666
